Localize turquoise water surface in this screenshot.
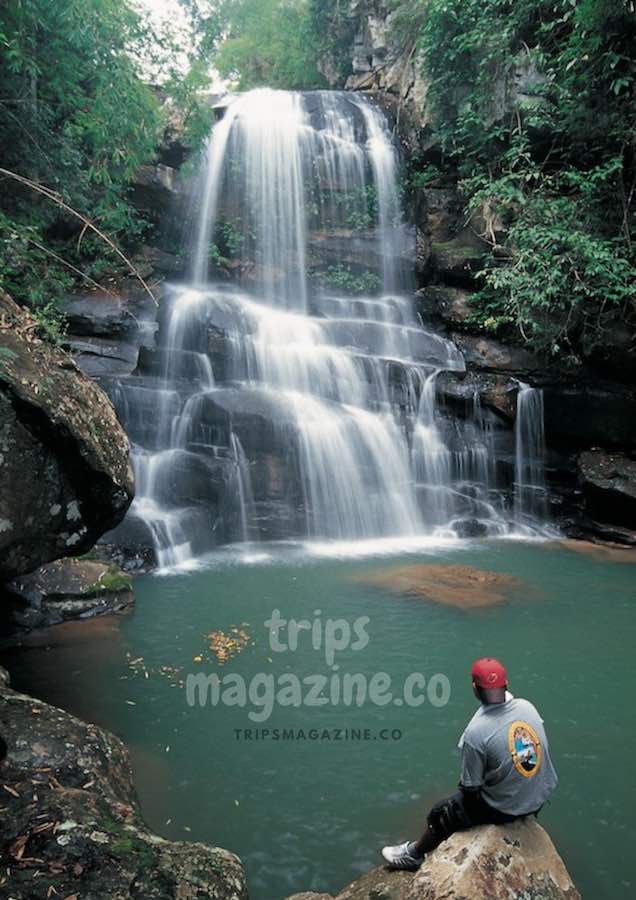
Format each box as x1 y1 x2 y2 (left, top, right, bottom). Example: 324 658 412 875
5 539 635 899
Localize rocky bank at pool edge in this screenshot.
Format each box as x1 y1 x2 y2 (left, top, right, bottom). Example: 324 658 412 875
0 666 247 900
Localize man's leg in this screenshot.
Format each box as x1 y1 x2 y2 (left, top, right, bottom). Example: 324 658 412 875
382 791 470 869
382 789 513 870
416 791 475 853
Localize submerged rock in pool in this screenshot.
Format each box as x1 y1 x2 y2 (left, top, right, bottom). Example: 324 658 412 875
359 563 522 608
548 538 636 564
286 820 579 899
0 667 247 900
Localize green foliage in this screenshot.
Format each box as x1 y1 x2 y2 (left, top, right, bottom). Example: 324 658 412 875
179 0 355 91
471 176 633 354
319 265 382 295
0 0 165 322
413 0 636 356
314 186 378 232
32 301 68 346
162 57 215 162
87 565 133 595
209 219 255 267
200 0 327 90
307 0 356 86
409 165 443 189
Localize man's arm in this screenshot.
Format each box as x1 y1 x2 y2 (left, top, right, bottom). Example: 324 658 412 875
459 740 485 796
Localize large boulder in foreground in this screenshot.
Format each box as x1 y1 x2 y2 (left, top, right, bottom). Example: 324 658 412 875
0 290 134 580
0 668 247 900
286 820 579 900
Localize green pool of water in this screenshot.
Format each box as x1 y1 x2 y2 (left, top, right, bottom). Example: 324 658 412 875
5 539 636 899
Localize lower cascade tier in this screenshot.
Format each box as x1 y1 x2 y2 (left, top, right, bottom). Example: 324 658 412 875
102 283 550 569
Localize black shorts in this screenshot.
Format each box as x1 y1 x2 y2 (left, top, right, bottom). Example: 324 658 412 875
427 790 533 842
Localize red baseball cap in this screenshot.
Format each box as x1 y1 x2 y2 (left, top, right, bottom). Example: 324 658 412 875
471 657 508 689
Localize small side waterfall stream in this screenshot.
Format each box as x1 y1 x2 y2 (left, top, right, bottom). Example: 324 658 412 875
514 383 548 526
106 89 549 567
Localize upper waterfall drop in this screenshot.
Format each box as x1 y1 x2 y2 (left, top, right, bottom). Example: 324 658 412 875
191 89 410 300
105 89 550 568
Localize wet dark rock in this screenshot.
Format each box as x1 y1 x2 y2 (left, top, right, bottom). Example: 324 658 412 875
436 371 518 422
98 516 160 573
417 285 474 329
61 290 156 339
129 162 182 226
413 187 488 286
0 291 133 581
205 387 300 454
428 237 486 286
0 676 247 900
61 286 159 380
586 321 636 385
578 450 636 531
3 558 133 634
542 382 636 450
63 335 141 378
452 518 490 538
450 333 542 376
563 516 636 547
307 229 414 277
414 188 461 246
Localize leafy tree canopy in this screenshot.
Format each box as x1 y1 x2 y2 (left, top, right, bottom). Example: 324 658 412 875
410 0 636 357
178 0 349 90
0 0 185 329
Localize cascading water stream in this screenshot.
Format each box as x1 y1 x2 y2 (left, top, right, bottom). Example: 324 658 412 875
105 89 550 567
230 431 256 543
514 383 548 526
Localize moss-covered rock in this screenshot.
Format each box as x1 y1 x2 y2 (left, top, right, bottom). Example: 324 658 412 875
4 558 134 632
0 673 247 900
0 290 134 580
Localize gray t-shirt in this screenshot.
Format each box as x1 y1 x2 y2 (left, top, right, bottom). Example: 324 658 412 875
459 693 558 815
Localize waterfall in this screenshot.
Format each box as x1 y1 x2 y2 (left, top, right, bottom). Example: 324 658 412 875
514 383 548 525
105 89 548 568
230 431 256 542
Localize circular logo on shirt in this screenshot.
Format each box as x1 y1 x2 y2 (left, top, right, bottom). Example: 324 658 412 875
508 720 542 778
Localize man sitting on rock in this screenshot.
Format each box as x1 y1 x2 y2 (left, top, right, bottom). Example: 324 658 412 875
382 657 558 870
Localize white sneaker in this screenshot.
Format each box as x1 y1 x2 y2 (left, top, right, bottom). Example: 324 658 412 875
381 840 425 870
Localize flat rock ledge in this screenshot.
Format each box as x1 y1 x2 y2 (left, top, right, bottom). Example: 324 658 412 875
0 667 247 900
3 558 134 634
286 819 580 900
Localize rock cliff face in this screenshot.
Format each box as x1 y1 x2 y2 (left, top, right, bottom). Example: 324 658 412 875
343 1 431 147
331 3 636 544
0 290 134 580
285 819 579 900
412 185 636 543
0 667 247 900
